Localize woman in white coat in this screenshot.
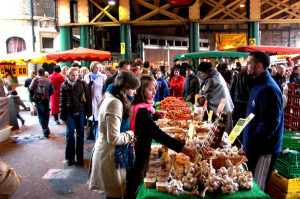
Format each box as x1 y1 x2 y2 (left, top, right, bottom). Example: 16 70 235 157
84 61 107 140
87 71 140 199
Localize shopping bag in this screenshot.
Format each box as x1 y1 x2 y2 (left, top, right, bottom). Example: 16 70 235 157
0 160 22 198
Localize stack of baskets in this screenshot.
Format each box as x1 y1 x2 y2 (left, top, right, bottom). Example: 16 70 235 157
284 83 300 131
268 131 300 199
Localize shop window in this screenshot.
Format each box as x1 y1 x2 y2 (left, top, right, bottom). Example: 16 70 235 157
42 37 54 48
6 37 26 54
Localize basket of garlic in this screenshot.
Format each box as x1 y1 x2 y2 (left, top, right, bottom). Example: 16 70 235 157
202 146 246 170
170 153 253 198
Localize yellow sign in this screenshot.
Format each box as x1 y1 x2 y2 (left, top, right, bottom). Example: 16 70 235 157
120 43 125 54
249 38 256 46
227 113 255 144
216 33 247 49
0 65 28 77
208 110 213 123
188 124 195 139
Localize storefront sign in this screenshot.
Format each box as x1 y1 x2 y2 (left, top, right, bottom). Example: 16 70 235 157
216 33 247 50
0 65 28 77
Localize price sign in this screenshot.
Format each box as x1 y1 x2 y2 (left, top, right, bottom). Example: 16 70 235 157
188 124 195 139
227 119 246 144
227 113 255 143
216 98 227 115
208 110 213 123
202 100 208 118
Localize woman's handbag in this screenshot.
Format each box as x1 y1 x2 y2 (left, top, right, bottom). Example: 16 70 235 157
80 81 87 102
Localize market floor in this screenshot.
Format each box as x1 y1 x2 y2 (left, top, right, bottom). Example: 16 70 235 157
0 110 104 199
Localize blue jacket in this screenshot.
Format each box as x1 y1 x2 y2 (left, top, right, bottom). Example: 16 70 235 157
154 77 170 102
243 71 283 155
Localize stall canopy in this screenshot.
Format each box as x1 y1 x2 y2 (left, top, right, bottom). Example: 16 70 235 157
0 51 56 64
46 47 111 63
173 51 250 61
227 46 300 55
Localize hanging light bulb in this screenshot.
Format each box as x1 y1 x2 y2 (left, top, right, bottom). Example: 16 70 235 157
108 0 115 5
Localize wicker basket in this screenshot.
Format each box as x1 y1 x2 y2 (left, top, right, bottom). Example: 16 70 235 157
211 155 244 170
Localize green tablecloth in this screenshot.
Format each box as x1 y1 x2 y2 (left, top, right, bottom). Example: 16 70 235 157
137 180 271 199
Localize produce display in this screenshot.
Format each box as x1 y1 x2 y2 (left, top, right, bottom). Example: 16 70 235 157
144 99 256 198
159 97 191 111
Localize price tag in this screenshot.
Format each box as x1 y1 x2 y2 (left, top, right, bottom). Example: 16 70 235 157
216 98 227 115
208 110 213 123
188 124 195 139
202 100 208 118
243 113 255 131
227 119 246 144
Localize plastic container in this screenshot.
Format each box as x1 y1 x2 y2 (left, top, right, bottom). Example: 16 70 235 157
269 172 300 193
275 152 300 179
268 180 300 199
0 126 12 143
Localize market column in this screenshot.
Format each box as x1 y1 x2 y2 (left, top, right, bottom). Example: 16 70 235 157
57 0 72 67
60 27 72 67
189 0 200 68
119 0 131 61
247 0 260 46
78 0 90 67
80 26 90 67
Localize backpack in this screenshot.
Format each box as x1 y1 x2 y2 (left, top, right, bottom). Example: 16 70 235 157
32 78 46 102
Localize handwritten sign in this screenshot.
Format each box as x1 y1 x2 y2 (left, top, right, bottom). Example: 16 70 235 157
188 124 195 139
216 98 227 115
208 110 213 123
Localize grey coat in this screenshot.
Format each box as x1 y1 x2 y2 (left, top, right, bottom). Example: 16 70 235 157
203 69 234 114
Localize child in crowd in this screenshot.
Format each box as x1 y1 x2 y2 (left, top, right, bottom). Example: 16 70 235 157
9 90 27 125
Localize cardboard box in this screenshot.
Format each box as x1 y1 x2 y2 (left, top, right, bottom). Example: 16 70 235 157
0 126 12 143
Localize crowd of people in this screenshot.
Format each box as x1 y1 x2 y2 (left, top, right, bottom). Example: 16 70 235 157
0 52 299 198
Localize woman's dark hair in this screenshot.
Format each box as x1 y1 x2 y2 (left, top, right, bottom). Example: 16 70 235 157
10 90 18 95
54 65 61 73
132 75 157 105
114 71 140 116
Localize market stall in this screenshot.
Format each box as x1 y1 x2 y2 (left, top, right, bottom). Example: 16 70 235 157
173 51 250 62
136 97 270 199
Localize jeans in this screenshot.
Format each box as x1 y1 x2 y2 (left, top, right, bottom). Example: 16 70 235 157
65 112 85 161
35 102 50 135
16 114 24 122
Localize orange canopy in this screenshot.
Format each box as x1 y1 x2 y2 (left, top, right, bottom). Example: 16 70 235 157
46 47 111 63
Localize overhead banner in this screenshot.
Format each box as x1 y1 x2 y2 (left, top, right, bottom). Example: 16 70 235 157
0 65 28 77
216 33 247 50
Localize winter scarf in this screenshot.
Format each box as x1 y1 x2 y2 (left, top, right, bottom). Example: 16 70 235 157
91 72 99 80
106 84 134 170
130 100 155 132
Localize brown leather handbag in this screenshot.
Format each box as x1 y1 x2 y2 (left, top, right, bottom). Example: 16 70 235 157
80 81 87 102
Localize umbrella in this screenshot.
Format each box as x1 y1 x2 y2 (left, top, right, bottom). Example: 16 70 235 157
227 46 300 55
0 51 56 64
173 51 250 61
46 47 111 63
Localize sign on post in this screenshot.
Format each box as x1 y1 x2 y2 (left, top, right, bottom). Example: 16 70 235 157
120 43 125 54
249 39 256 46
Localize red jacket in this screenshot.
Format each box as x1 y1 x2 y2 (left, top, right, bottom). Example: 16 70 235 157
49 72 65 115
169 75 185 97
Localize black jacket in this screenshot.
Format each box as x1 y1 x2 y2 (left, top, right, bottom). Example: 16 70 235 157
182 74 201 103
125 108 184 198
290 72 300 83
60 80 92 121
230 69 252 103
273 73 286 93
